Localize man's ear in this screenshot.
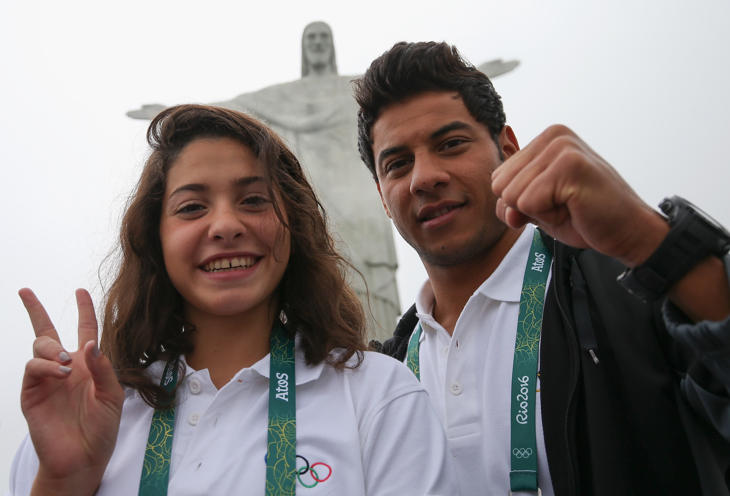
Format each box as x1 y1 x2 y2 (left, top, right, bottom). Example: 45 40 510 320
499 125 520 159
376 181 392 219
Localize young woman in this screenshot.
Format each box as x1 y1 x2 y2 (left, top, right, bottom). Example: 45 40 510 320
9 105 456 495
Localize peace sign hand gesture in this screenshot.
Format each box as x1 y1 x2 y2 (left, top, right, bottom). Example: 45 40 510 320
18 288 125 496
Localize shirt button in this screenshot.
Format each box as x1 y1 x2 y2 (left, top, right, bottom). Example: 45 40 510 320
450 382 463 395
188 413 200 426
188 378 201 394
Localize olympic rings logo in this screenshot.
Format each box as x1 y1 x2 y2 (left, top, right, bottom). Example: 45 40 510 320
264 453 332 489
296 455 332 488
512 448 533 459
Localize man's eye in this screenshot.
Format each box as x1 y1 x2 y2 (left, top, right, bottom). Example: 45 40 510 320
385 157 412 174
441 138 468 150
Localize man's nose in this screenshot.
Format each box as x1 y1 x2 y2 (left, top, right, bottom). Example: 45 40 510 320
410 153 449 195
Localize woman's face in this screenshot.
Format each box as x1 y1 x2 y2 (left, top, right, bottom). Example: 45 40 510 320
159 137 290 323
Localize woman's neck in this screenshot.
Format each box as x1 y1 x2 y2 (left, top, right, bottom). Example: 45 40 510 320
184 305 277 389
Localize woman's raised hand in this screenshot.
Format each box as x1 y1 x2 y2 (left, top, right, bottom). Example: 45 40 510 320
18 288 125 496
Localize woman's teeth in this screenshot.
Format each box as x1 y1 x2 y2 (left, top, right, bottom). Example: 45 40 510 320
203 256 256 272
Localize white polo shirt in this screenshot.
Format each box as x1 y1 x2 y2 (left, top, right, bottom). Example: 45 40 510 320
412 225 555 496
9 349 457 495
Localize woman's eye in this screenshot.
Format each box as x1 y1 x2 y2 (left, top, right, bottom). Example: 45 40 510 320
242 195 271 208
176 203 204 215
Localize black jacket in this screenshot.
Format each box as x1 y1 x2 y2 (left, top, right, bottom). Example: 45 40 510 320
380 235 730 495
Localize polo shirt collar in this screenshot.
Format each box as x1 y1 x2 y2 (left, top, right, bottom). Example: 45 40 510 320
148 334 325 387
477 225 536 303
248 341 325 386
415 225 537 316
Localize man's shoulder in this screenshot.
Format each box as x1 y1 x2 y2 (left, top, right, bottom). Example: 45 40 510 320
376 304 418 362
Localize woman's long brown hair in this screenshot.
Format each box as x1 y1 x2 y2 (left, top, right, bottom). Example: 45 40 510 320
101 105 366 409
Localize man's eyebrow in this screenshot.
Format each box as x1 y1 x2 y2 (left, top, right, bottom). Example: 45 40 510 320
430 121 472 140
168 176 266 198
376 121 474 169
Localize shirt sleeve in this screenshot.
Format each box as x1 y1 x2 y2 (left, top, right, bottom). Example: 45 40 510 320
356 356 459 496
663 302 730 440
7 435 39 496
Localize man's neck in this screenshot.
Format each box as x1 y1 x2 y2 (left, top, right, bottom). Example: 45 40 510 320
425 227 524 335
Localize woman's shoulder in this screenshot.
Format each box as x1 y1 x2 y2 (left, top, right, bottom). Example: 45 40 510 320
334 350 424 397
348 350 411 373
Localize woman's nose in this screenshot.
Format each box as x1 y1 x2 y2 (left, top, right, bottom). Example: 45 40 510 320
208 207 245 241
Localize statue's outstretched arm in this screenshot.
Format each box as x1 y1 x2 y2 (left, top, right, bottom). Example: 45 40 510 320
213 95 341 133
127 88 342 132
126 104 167 120
478 58 520 79
259 107 342 133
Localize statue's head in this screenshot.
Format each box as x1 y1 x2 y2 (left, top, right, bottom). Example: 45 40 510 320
301 21 337 77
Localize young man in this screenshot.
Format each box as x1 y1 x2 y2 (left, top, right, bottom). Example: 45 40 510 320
354 42 730 496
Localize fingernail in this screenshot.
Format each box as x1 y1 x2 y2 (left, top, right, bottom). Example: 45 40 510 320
59 351 71 363
59 365 72 375
91 341 101 358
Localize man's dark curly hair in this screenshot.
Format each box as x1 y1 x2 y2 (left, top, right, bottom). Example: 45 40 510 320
353 41 506 181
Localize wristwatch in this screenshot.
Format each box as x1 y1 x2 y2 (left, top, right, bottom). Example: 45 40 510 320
617 196 730 301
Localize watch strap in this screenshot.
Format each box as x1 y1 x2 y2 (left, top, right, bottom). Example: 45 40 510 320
618 197 729 301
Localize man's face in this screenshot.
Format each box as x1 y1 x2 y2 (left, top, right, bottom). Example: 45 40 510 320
303 23 333 69
371 91 518 268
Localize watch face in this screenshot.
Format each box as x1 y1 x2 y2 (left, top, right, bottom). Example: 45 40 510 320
683 197 730 238
663 195 730 248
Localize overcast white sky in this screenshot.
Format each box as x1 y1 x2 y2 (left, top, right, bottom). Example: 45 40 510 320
1 0 729 487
